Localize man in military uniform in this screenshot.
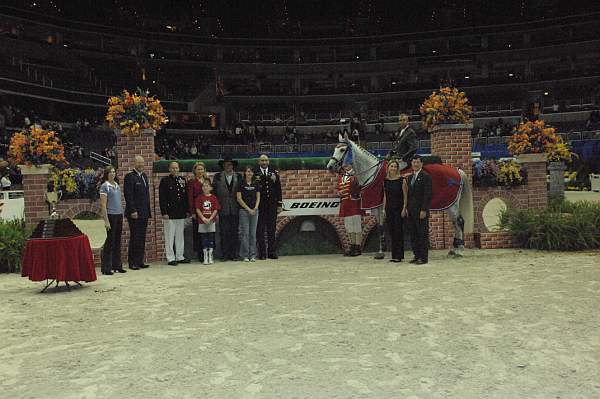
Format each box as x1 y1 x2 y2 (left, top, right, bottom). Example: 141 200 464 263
388 113 417 163
254 154 282 260
159 161 190 266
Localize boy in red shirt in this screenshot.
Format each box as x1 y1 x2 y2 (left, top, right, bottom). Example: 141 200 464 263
195 180 221 265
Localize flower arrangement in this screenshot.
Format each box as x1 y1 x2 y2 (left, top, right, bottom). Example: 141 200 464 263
473 159 499 187
49 167 103 200
105 89 168 137
507 120 573 161
8 125 67 167
497 160 525 186
419 86 473 130
473 158 526 187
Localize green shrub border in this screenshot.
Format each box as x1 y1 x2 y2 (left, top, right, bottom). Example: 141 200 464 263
499 199 600 250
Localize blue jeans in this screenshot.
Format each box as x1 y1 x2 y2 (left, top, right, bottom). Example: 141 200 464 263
239 209 259 259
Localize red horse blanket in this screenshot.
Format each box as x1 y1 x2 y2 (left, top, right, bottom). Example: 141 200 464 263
360 161 462 211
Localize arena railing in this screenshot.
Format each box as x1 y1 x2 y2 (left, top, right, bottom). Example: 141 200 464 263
169 131 600 158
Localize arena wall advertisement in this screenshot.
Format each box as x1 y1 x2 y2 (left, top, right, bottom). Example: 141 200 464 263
280 197 340 216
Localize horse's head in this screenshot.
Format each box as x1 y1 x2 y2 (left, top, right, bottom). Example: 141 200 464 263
326 133 352 173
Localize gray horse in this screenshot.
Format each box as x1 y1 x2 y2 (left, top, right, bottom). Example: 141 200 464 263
327 133 473 259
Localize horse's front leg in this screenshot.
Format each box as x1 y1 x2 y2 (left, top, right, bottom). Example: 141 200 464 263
373 207 385 260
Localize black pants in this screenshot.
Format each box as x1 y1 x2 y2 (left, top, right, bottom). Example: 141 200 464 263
407 214 429 262
101 214 123 272
386 210 404 260
257 205 277 257
219 214 239 260
127 217 148 267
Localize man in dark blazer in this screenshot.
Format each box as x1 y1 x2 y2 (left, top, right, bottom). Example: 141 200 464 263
254 154 282 260
389 113 417 163
124 155 151 270
407 154 432 265
213 156 242 261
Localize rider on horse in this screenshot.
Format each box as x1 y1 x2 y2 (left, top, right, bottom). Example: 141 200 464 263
388 114 418 164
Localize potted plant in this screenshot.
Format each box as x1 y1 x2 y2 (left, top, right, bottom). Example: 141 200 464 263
497 159 526 187
106 89 168 137
507 120 567 163
420 86 473 130
8 125 68 173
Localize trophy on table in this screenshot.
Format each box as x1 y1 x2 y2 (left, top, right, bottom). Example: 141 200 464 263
45 190 62 223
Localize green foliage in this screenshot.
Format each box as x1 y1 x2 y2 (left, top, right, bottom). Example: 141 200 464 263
73 211 101 220
499 200 600 250
0 220 32 273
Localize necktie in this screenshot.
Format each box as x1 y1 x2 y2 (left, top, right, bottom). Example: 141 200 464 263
411 173 417 186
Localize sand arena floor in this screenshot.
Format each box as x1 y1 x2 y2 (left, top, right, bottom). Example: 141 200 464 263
1 249 599 399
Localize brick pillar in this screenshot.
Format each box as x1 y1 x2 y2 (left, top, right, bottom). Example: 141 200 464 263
429 124 473 249
515 153 548 209
115 129 159 263
20 164 52 228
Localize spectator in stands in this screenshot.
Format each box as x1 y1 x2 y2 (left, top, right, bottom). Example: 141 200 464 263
187 161 211 262
99 165 126 275
1 172 11 190
255 154 282 260
190 142 198 157
159 161 190 266
236 166 261 262
9 166 22 187
213 156 242 261
123 155 151 270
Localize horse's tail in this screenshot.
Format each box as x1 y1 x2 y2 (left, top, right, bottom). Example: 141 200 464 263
458 169 474 234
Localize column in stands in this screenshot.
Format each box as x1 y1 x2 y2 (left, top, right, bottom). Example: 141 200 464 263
115 129 158 262
429 123 474 249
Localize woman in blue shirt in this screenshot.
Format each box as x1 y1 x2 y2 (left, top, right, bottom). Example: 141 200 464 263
99 166 126 275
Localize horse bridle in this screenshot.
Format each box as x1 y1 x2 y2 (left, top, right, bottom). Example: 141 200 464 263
328 142 348 172
329 141 383 179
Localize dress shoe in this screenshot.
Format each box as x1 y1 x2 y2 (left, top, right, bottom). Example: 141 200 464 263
113 268 127 273
409 258 419 264
415 259 428 265
102 271 113 275
267 254 278 260
138 264 150 269
129 265 140 270
167 261 178 266
389 259 402 263
178 259 191 264
258 255 266 260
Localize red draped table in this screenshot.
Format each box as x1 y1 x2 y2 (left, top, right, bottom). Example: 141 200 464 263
21 235 97 291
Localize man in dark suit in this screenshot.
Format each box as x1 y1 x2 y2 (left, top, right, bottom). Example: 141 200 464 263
254 154 282 260
213 156 242 261
389 113 417 163
407 155 432 265
124 155 151 270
